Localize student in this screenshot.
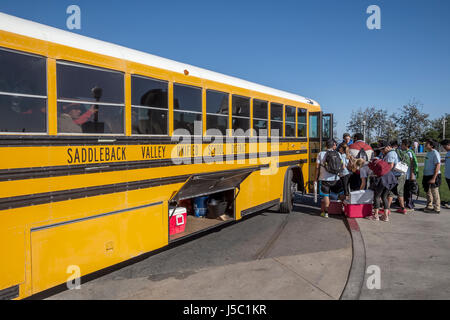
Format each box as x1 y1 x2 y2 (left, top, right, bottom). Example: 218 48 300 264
348 133 374 190
367 155 398 222
423 140 441 213
381 140 408 214
338 142 351 199
343 133 353 146
440 139 450 209
402 140 418 210
315 139 342 218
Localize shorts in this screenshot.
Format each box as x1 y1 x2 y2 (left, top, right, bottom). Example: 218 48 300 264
389 173 405 198
319 180 342 197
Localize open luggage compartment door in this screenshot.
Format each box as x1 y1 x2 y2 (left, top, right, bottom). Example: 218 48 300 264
168 167 256 242
170 167 255 202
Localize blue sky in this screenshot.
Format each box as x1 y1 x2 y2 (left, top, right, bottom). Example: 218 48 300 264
1 0 449 138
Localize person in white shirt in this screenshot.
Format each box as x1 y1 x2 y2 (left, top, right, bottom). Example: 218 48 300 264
315 139 342 218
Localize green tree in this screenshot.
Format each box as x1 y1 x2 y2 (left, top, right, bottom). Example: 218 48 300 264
346 107 382 143
392 100 429 142
422 113 450 141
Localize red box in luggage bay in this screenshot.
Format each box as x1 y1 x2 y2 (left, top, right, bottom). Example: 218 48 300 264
344 203 372 218
328 200 343 215
169 207 187 235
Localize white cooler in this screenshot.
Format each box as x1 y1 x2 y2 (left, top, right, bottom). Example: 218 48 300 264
349 190 374 204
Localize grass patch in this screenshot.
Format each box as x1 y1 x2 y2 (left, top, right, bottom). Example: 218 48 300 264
417 165 449 202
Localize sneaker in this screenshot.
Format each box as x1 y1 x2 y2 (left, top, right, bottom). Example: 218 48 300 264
368 214 379 221
396 208 407 214
434 209 441 214
424 208 435 213
380 214 389 222
444 203 450 209
320 212 329 218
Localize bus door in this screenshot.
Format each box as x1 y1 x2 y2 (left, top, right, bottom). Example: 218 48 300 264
308 112 322 192
322 113 333 149
307 112 334 192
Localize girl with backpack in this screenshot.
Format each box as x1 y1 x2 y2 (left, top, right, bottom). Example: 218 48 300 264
367 153 398 222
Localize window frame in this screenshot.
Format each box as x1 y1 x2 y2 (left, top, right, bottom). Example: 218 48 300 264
270 102 283 138
284 105 296 138
0 46 48 135
252 98 268 136
56 60 126 136
131 74 169 136
205 89 229 137
232 94 251 136
172 82 203 137
297 108 307 138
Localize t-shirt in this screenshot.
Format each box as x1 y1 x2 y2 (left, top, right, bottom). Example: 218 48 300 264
340 153 350 176
405 150 414 179
423 149 441 176
446 151 450 179
359 165 372 179
317 150 340 182
383 150 402 177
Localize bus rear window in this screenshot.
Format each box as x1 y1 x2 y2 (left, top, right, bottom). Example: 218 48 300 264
0 47 47 133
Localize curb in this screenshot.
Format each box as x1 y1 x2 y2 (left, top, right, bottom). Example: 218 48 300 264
340 217 367 300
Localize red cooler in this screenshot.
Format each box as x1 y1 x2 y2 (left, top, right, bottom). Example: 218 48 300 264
169 207 187 235
328 200 343 215
344 203 372 218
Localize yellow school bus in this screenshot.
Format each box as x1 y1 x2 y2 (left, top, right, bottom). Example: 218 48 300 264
0 13 333 299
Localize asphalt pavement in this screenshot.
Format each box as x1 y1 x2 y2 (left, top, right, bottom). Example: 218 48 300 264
47 194 352 300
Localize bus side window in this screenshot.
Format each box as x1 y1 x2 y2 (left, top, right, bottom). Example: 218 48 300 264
232 95 250 136
173 83 202 136
298 108 307 138
206 90 228 136
285 105 296 137
270 102 283 137
131 75 168 135
253 99 268 136
56 62 125 134
0 47 47 133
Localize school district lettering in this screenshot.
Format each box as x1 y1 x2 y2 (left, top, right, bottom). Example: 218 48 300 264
67 146 127 164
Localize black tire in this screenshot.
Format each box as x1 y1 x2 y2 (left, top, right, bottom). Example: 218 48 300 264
280 169 294 213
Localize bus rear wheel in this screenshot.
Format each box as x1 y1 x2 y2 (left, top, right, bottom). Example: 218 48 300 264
280 169 295 213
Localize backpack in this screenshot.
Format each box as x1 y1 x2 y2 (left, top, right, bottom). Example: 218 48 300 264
356 148 369 161
323 150 342 175
410 151 419 178
368 158 391 177
395 148 410 164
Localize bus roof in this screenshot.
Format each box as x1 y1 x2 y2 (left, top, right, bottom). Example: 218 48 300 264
0 12 320 107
